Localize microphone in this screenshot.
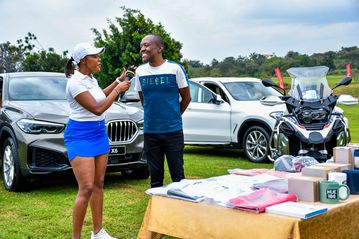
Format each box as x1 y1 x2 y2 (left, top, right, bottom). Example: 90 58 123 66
126 66 136 82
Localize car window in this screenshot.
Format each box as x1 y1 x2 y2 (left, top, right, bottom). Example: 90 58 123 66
9 76 67 100
224 82 281 101
189 81 214 103
203 83 230 103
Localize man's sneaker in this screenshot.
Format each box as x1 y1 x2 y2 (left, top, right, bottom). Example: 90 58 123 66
91 228 117 239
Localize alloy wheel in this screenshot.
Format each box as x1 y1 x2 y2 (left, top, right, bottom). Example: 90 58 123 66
3 145 15 188
245 130 268 161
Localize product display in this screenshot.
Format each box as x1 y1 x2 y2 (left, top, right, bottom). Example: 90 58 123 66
343 169 359 194
288 176 322 202
301 165 334 179
334 147 354 168
266 201 327 219
229 188 297 213
319 180 350 203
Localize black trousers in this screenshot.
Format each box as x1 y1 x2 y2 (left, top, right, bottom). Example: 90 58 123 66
144 130 185 188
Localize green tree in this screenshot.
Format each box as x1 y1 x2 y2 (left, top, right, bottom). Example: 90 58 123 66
218 57 238 76
19 33 68 72
335 46 359 69
0 41 23 73
258 56 287 78
235 56 248 75
186 59 208 78
311 51 335 70
284 51 310 68
0 32 37 73
21 48 68 72
249 52 266 66
92 7 183 87
1 32 67 73
186 60 203 68
16 32 37 54
0 33 38 73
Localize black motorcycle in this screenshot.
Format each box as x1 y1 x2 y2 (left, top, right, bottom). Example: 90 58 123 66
262 66 353 162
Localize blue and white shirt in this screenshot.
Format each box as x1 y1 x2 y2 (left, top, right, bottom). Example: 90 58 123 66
134 60 189 133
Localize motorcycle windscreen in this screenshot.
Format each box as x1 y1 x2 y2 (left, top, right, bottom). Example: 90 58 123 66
287 66 332 102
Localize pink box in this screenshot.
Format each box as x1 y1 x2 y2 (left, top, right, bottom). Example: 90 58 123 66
288 176 323 202
333 147 354 168
301 165 334 179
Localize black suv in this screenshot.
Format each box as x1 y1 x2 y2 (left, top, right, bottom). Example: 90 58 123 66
0 72 148 191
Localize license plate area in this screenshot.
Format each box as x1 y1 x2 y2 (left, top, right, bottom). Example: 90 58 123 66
110 146 126 155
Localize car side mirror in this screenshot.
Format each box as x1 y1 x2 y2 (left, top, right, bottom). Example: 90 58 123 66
262 78 286 95
214 94 225 105
262 78 279 88
260 95 285 106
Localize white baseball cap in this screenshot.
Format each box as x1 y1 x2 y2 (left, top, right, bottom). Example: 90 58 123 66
71 42 105 63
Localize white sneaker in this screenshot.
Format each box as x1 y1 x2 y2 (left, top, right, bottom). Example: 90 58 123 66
91 228 117 239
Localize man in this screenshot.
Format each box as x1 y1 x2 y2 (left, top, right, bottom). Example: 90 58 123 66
134 34 191 188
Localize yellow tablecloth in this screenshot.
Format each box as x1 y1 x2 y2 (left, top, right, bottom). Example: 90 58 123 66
138 195 359 239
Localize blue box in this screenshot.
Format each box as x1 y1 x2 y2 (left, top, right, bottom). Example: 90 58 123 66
354 149 359 169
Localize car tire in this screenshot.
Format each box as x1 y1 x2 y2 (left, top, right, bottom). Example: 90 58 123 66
243 126 270 163
2 137 24 191
122 166 150 179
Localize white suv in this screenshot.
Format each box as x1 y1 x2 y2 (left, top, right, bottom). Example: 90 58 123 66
183 77 285 163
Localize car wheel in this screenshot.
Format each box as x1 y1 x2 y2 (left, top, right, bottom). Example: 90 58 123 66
2 137 24 191
122 166 150 179
243 126 270 163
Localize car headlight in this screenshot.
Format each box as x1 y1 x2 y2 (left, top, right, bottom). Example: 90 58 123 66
269 111 284 120
16 119 65 134
137 120 144 130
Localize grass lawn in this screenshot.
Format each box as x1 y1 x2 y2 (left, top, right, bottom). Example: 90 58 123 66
0 75 358 238
0 147 272 239
341 104 359 142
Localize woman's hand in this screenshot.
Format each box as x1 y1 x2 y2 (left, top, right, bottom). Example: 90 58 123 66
115 81 131 94
115 65 137 83
115 68 127 83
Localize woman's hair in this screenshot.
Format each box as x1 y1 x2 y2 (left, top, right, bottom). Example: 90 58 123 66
64 57 75 78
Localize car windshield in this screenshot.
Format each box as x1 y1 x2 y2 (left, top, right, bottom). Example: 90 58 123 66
9 76 67 100
223 81 281 101
287 66 332 102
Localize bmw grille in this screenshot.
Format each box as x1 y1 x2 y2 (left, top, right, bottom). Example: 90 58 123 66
107 120 138 143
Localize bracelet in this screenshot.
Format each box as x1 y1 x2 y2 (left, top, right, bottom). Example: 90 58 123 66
115 78 121 84
113 88 120 94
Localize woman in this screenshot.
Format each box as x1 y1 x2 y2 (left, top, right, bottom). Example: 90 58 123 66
64 42 130 239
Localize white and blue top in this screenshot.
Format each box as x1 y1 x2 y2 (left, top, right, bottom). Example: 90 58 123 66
66 70 106 121
134 60 189 134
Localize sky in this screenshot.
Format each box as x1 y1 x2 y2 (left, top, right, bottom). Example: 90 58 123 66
1 0 358 64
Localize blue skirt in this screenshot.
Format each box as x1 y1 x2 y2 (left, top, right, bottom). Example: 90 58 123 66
64 119 110 161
